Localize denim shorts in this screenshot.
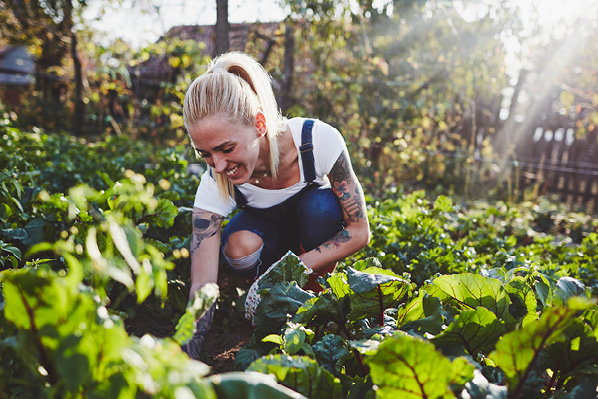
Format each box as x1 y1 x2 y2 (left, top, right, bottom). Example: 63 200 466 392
221 184 344 279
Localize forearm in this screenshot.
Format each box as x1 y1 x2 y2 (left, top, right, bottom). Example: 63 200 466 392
188 207 223 298
299 222 370 271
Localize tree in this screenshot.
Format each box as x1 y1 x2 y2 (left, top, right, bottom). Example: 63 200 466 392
1 0 88 133
214 0 230 57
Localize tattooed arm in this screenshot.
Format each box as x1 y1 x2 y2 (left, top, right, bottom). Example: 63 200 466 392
299 148 370 271
188 207 224 299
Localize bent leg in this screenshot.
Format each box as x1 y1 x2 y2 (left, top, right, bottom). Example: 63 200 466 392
297 186 344 291
221 210 285 279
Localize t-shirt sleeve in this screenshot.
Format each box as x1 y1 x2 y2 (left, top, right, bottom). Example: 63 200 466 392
193 170 235 217
313 120 346 175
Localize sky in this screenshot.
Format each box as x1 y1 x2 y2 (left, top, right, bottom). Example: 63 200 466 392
84 0 289 48
84 0 597 50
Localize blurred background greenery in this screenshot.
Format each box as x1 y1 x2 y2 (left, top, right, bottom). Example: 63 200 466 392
1 0 597 209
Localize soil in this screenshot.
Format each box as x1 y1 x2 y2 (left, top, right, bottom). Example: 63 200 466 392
122 270 254 374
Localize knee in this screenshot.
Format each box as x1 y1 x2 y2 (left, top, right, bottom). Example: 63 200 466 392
223 230 264 259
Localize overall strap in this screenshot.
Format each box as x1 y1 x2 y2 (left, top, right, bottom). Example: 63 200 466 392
233 185 248 209
299 119 316 183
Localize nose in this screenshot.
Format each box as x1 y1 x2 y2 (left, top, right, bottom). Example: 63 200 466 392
212 153 227 174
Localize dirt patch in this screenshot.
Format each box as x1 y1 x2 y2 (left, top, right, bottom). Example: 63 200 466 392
122 269 254 373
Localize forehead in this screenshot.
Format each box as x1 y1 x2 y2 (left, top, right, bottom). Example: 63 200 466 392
189 113 249 150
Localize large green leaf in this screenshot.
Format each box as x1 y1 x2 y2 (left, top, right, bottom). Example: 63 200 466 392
540 318 598 389
253 282 315 341
210 371 306 399
427 273 511 320
367 332 474 399
293 290 345 326
432 307 506 356
248 355 343 399
346 267 411 322
258 252 311 292
312 334 352 376
396 290 444 335
488 298 592 398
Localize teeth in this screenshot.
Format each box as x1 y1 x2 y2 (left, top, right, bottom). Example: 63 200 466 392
226 166 238 176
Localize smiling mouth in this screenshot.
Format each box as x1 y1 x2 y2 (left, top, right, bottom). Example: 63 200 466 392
225 166 239 177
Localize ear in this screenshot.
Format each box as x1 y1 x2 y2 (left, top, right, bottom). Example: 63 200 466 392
255 111 267 137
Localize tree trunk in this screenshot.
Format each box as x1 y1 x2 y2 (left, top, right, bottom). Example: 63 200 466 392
214 0 230 57
71 32 85 136
279 24 295 115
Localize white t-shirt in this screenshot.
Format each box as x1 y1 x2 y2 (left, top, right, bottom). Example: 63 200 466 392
193 118 346 217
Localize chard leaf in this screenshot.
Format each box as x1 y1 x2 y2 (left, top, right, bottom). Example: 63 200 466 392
346 267 403 293
210 371 307 399
351 258 383 271
505 277 538 327
432 307 505 356
312 334 352 376
326 273 352 300
396 290 444 335
346 268 411 322
461 369 507 399
488 299 591 397
254 282 314 341
258 252 311 292
293 290 345 326
428 273 510 320
553 276 587 306
367 332 474 399
541 319 598 382
248 355 343 399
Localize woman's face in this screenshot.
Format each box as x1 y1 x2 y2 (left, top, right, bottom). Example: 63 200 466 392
189 113 262 184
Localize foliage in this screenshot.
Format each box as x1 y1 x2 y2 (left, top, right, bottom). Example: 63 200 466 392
233 194 598 399
0 123 305 399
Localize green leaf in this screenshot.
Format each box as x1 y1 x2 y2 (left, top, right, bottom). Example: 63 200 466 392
462 370 507 399
312 334 352 376
351 257 383 271
346 267 403 294
396 290 443 335
432 307 506 356
1 242 21 259
248 355 343 399
2 218 45 246
488 299 592 396
347 268 411 322
505 277 538 327
553 277 587 306
140 198 178 228
428 273 510 320
258 252 311 292
541 319 598 384
210 371 307 399
254 282 315 342
284 327 307 356
293 290 345 326
367 332 474 399
434 195 453 213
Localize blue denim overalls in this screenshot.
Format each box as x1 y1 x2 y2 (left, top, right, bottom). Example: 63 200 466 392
221 119 344 279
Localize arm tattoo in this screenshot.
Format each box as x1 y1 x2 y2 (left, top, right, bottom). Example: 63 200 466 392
315 229 352 253
329 151 366 223
191 212 223 252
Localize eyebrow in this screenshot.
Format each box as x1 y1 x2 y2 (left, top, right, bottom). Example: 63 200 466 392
195 141 235 153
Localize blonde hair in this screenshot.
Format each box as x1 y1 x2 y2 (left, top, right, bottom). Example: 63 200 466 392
183 52 286 199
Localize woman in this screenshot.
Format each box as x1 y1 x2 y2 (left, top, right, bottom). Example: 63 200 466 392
181 52 370 360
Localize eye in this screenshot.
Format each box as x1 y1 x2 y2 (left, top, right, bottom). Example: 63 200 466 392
222 146 234 154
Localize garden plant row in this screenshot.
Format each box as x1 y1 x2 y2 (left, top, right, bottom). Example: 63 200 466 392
1 123 598 398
